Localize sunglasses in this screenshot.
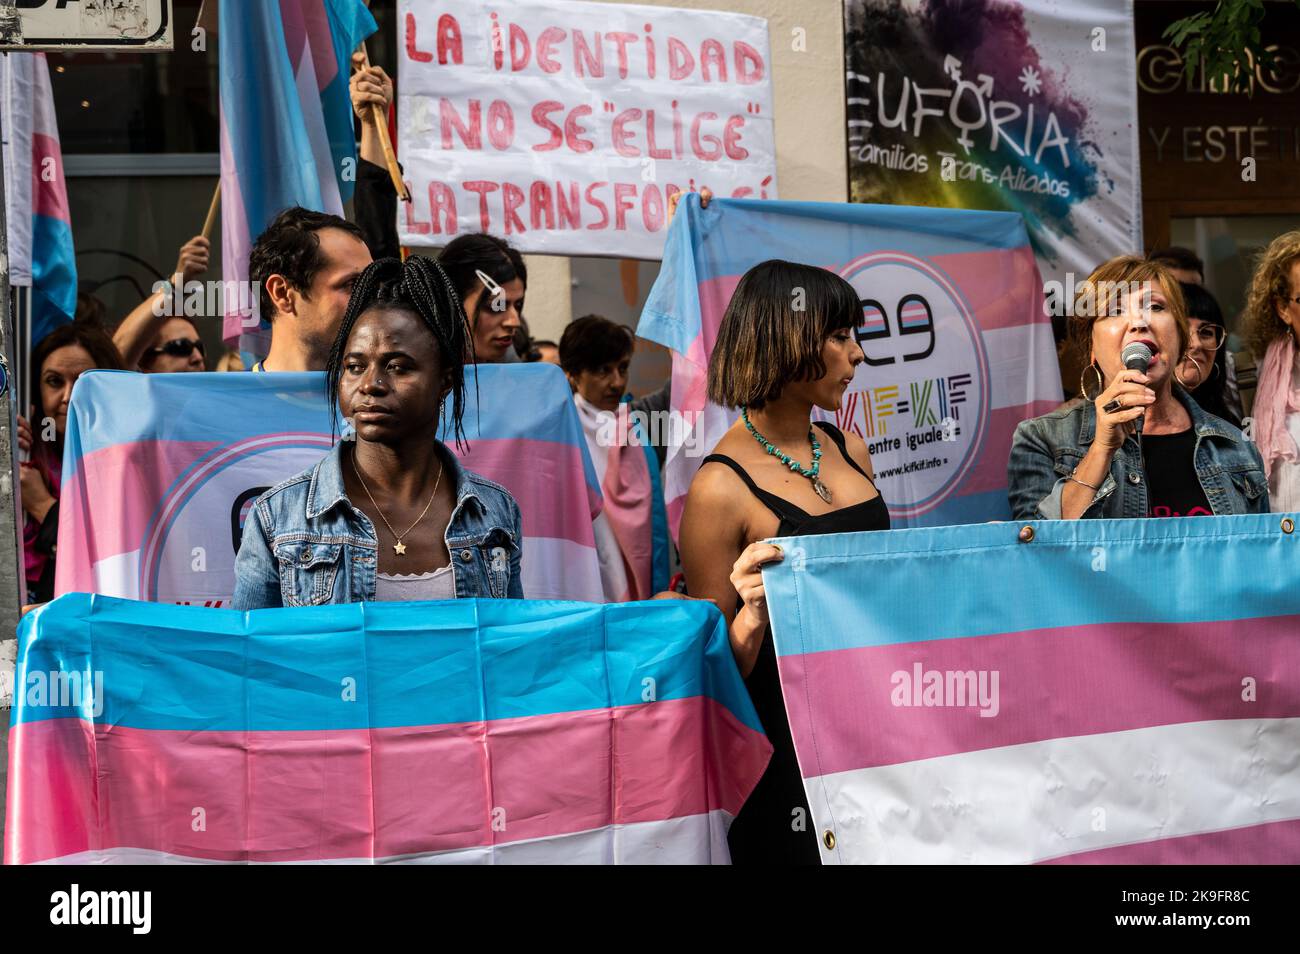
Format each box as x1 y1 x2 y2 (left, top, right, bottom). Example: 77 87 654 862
148 337 206 358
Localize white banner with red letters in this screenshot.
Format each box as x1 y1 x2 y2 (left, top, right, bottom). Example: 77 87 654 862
396 0 777 259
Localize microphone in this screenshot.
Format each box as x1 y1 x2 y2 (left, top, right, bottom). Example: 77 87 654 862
1120 341 1153 435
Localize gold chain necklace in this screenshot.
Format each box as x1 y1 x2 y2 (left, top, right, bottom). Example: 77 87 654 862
350 448 444 556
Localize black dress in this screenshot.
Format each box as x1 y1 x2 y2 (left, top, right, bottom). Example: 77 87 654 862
702 421 890 865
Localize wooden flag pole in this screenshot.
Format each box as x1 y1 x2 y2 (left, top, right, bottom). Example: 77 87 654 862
354 44 410 202
201 181 221 241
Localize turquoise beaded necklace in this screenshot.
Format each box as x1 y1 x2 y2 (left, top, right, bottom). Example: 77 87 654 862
741 407 833 504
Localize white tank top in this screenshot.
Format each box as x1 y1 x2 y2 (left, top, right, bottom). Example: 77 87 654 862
374 565 457 602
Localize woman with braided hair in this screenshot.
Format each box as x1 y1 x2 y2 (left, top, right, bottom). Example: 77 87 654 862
232 256 524 609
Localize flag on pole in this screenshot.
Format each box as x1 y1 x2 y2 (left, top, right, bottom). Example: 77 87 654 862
54 364 606 604
762 515 1300 864
637 196 1059 538
2 51 76 344
5 593 770 864
219 0 376 354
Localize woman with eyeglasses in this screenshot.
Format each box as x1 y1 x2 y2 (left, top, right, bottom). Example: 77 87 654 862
1174 281 1237 426
1245 230 1300 511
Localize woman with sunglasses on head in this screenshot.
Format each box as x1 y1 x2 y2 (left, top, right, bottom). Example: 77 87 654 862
1009 256 1266 520
1174 281 1238 426
678 259 887 864
232 256 524 609
112 234 210 370
138 316 207 372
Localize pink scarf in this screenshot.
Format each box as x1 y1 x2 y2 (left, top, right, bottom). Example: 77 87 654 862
1253 334 1300 479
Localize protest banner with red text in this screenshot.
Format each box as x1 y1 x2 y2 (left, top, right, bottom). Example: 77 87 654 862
396 0 776 258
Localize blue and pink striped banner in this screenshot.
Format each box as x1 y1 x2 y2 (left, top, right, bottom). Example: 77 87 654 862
53 364 605 604
2 51 76 343
5 593 770 864
637 195 1060 537
219 0 375 353
762 515 1300 864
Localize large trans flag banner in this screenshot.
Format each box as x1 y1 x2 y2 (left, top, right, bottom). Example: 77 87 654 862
762 515 1300 864
5 594 770 864
638 195 1060 537
54 365 604 604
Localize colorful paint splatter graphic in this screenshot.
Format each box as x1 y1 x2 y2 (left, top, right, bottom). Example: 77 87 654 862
846 0 1110 267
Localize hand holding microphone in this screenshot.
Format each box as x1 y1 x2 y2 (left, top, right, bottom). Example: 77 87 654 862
1094 342 1155 449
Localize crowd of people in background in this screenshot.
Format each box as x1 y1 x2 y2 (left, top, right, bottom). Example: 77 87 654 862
15 49 1300 864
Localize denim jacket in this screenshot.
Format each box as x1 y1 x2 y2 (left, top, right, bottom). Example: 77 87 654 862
1008 390 1269 520
232 441 523 609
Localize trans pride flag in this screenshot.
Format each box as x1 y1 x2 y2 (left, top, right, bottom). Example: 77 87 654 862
219 0 375 353
2 51 76 343
5 594 770 864
762 516 1300 864
637 196 1060 537
54 364 605 604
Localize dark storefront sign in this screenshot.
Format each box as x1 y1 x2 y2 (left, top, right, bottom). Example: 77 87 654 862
1137 0 1300 246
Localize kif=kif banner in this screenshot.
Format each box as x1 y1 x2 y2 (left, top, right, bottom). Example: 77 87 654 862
638 195 1061 538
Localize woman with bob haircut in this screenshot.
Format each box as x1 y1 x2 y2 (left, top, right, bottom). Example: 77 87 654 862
1008 255 1266 520
678 259 887 864
232 256 524 609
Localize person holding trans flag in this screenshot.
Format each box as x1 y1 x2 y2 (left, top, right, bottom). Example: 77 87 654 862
678 260 889 864
233 256 524 608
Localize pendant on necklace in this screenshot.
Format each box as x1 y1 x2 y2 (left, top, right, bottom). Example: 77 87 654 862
813 478 833 504
393 540 407 556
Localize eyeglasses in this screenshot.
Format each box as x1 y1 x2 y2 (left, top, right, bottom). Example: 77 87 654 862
1189 324 1226 349
148 338 206 358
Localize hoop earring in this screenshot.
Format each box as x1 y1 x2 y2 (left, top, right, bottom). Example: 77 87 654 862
1079 363 1104 401
1174 354 1203 390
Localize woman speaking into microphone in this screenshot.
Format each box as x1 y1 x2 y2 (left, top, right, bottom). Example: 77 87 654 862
1008 256 1266 520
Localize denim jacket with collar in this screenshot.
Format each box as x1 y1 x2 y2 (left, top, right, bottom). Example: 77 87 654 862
1008 390 1269 520
232 441 523 609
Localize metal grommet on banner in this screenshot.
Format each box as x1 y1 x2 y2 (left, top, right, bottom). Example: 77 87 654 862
1283 518 1295 535
822 829 836 851
1018 525 1035 543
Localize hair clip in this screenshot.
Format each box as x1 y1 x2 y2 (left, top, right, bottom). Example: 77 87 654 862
475 269 504 298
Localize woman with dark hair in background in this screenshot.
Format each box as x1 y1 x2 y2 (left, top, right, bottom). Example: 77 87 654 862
437 233 527 364
18 321 124 602
232 256 524 609
678 259 886 864
1175 281 1237 426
